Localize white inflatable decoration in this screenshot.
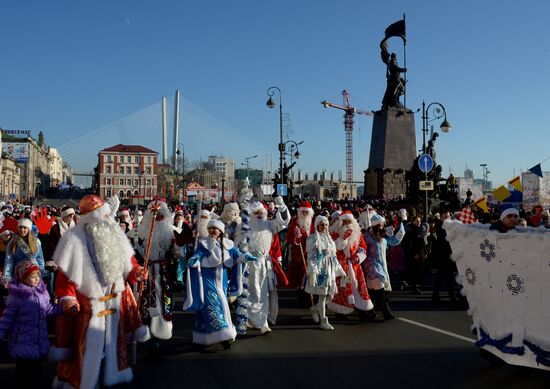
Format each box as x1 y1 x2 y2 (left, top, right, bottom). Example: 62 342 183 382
445 221 550 371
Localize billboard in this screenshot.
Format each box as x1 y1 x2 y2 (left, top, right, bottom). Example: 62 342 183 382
2 142 29 162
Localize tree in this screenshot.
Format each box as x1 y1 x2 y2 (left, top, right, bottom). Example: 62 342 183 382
38 131 45 146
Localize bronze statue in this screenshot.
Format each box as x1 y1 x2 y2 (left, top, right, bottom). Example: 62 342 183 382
380 38 407 109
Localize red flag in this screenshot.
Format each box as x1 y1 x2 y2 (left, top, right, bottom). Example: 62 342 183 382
456 208 478 224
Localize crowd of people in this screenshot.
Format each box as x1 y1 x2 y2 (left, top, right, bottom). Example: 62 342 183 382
0 193 535 387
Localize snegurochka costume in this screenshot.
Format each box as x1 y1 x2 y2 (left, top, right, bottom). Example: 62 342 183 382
183 219 256 346
305 215 346 330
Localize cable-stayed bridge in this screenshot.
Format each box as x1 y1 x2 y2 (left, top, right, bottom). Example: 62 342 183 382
57 96 272 188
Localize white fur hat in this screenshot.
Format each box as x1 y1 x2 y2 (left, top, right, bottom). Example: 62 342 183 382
339 211 354 222
18 218 32 230
207 219 225 233
330 211 341 220
199 210 211 218
61 207 75 218
223 203 240 213
370 213 385 227
314 215 329 231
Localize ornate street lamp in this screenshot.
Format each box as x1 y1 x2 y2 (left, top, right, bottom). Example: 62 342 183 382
266 86 284 192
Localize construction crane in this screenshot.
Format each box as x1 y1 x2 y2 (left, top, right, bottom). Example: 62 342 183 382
321 90 373 183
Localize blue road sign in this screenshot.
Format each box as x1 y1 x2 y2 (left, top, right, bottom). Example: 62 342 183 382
418 154 434 173
8 193 16 201
277 184 288 196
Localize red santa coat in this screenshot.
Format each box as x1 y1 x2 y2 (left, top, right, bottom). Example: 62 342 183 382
270 233 288 288
285 216 315 289
51 225 143 389
327 233 373 315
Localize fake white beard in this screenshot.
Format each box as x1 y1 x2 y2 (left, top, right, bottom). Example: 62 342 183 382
59 219 75 236
340 221 361 249
329 220 341 235
221 211 241 225
196 218 210 238
248 216 272 255
85 219 126 285
297 214 313 236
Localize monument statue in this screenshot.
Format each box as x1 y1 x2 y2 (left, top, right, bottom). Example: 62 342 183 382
380 39 407 109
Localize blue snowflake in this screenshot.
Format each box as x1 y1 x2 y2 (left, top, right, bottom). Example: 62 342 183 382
479 239 496 262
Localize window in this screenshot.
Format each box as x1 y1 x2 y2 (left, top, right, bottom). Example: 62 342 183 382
134 190 139 196
119 166 124 174
119 179 124 185
134 156 139 163
127 190 132 198
134 167 139 174
126 179 131 186
146 179 151 186
134 179 138 186
106 178 111 185
106 165 111 174
119 190 124 198
126 167 131 174
106 189 112 197
146 156 151 163
146 167 151 175
107 155 112 163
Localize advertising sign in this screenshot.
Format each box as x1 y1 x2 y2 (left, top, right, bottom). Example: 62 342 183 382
2 143 29 162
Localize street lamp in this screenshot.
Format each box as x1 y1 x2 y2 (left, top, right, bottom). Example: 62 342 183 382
480 163 490 194
283 140 303 181
421 101 452 155
176 143 186 200
266 86 284 192
242 155 258 180
420 101 452 219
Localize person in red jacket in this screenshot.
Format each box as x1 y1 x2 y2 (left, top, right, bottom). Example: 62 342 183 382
51 195 147 389
286 201 315 293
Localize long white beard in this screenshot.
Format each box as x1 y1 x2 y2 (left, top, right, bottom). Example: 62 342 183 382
145 219 173 259
297 215 312 236
59 220 74 236
248 217 272 256
196 218 210 238
86 219 126 285
340 222 361 250
221 212 241 225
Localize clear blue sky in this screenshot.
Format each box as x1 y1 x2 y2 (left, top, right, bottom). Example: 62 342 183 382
1 0 550 187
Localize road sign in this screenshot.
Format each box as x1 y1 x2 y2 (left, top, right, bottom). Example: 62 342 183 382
419 181 434 191
8 193 16 201
277 184 288 196
418 154 434 173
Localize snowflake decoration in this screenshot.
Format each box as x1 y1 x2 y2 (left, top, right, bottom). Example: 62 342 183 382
479 239 496 262
465 268 477 285
506 274 525 295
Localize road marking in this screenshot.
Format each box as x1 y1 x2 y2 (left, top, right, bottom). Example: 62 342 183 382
397 317 476 344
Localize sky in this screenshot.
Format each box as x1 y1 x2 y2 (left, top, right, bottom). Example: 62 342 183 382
1 0 550 188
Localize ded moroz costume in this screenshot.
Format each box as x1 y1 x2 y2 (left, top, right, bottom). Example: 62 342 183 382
51 195 146 389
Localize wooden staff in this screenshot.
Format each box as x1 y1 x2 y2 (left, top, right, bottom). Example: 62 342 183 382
297 241 315 307
137 201 161 310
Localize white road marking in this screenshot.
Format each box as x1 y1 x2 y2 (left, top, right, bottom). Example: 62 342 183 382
397 317 476 344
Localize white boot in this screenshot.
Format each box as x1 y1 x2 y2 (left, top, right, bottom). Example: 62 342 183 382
310 306 320 323
320 317 334 331
260 324 272 334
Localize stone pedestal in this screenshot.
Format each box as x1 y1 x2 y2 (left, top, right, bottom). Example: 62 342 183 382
364 108 416 199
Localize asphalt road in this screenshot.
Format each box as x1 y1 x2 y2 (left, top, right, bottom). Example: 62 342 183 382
1 289 549 389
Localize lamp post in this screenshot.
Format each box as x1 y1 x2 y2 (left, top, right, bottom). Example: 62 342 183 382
221 177 225 204
283 140 303 182
266 86 284 194
420 101 452 219
242 154 258 181
480 163 490 194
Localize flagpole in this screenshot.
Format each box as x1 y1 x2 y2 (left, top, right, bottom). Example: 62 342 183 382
403 13 407 109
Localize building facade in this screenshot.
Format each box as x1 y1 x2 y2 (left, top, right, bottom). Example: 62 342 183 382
47 147 64 187
2 134 49 200
0 156 21 201
96 144 158 202
208 155 235 190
